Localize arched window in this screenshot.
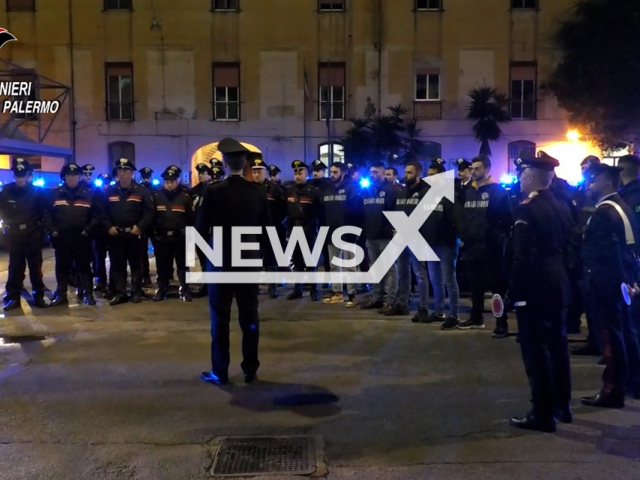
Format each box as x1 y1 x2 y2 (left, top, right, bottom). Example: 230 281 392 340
318 142 345 165
423 141 442 160
508 140 536 165
108 141 136 167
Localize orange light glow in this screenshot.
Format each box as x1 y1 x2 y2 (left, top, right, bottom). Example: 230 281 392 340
566 130 581 142
538 141 601 185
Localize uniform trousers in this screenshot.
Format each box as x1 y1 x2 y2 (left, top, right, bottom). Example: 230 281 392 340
154 236 186 283
289 230 318 291
466 256 508 325
5 230 45 299
53 234 93 293
140 233 152 279
109 235 144 294
208 282 260 378
516 308 571 419
92 235 109 284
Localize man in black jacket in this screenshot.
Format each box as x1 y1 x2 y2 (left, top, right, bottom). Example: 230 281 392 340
45 163 103 306
189 163 213 297
321 162 363 308
460 156 512 335
507 153 573 433
311 160 333 278
198 137 269 386
360 161 398 312
103 158 155 305
581 163 640 408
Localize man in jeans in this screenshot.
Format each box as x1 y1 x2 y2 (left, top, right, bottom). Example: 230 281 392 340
321 162 363 308
360 162 398 312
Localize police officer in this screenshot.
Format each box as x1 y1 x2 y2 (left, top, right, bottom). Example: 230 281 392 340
311 160 332 278
103 158 155 305
139 167 156 191
251 156 286 298
138 167 157 286
189 163 213 297
268 165 281 184
285 160 323 301
580 163 640 408
459 156 512 335
92 173 112 292
44 164 103 306
210 159 225 183
506 153 573 433
80 164 96 186
197 138 269 386
151 165 195 302
0 158 49 310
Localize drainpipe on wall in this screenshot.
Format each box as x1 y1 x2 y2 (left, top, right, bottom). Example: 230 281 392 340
68 0 77 164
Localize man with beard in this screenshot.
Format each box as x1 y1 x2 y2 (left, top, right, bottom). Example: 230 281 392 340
459 156 512 335
321 162 363 308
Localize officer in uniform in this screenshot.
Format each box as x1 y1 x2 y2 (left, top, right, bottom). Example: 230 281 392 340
506 153 573 433
189 163 213 297
80 164 96 186
210 159 225 183
285 160 323 301
44 164 103 306
138 167 157 286
0 158 49 310
151 165 195 302
198 137 269 386
92 173 112 292
103 158 155 305
251 156 286 298
268 165 281 184
580 163 640 408
139 167 156 191
311 160 332 278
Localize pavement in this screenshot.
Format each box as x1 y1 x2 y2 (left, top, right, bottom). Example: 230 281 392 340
0 249 638 480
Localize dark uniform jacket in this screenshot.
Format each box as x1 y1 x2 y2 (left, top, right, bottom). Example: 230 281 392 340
619 179 640 227
196 175 269 271
152 188 195 240
320 177 363 233
140 180 158 193
509 189 573 310
43 184 103 237
362 179 397 240
259 180 287 229
0 183 48 236
312 177 332 192
583 193 640 296
284 181 323 236
461 180 512 260
189 181 210 211
103 181 155 232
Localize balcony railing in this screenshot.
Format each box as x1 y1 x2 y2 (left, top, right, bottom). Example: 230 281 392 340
413 101 442 120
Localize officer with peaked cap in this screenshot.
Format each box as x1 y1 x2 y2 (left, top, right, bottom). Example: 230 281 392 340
268 165 281 184
580 163 640 408
188 162 213 297
139 167 156 192
151 165 195 302
454 158 472 206
284 160 323 301
103 158 155 305
80 164 96 186
347 162 361 183
0 158 49 310
210 158 225 183
197 137 268 385
251 156 286 298
45 163 102 307
506 152 574 433
428 158 446 176
138 166 156 287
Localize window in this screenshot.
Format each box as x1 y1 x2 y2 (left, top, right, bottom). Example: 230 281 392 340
511 0 537 9
105 63 134 121
6 0 35 11
104 0 132 10
212 63 240 121
423 142 442 160
11 69 37 120
415 73 440 101
319 62 346 121
415 0 441 10
212 0 238 10
319 142 345 165
319 0 344 11
508 141 536 165
108 141 136 167
510 63 536 119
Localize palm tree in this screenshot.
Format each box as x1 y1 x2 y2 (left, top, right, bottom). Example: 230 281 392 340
401 118 426 163
466 86 511 157
342 118 372 167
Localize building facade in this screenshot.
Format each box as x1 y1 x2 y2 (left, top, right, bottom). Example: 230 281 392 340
0 0 598 184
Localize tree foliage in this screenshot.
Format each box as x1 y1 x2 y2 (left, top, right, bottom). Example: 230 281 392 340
549 0 640 148
341 104 429 167
466 86 511 157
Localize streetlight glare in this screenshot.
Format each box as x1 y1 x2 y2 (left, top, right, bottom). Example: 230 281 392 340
567 130 580 142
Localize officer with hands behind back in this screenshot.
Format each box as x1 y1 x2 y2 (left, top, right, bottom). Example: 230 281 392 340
45 163 103 307
0 158 49 311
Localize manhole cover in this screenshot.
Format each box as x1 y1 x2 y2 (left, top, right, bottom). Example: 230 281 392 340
211 436 316 476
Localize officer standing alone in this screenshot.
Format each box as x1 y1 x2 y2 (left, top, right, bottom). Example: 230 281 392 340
197 138 269 386
152 165 195 302
506 154 573 433
0 158 49 310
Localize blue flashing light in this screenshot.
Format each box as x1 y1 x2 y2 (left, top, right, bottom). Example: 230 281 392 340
109 180 116 186
566 173 584 187
500 174 517 185
33 178 45 187
359 178 371 188
94 179 103 187
152 179 160 186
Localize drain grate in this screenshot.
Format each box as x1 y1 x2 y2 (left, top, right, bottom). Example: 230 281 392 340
211 436 316 476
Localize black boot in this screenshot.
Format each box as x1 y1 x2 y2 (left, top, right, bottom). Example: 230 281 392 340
268 284 278 298
310 285 320 301
3 297 21 311
50 274 69 307
287 285 303 300
130 273 143 303
75 274 84 300
32 291 48 309
82 274 96 305
109 274 129 305
93 278 106 293
177 270 192 302
153 280 169 302
192 284 208 298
